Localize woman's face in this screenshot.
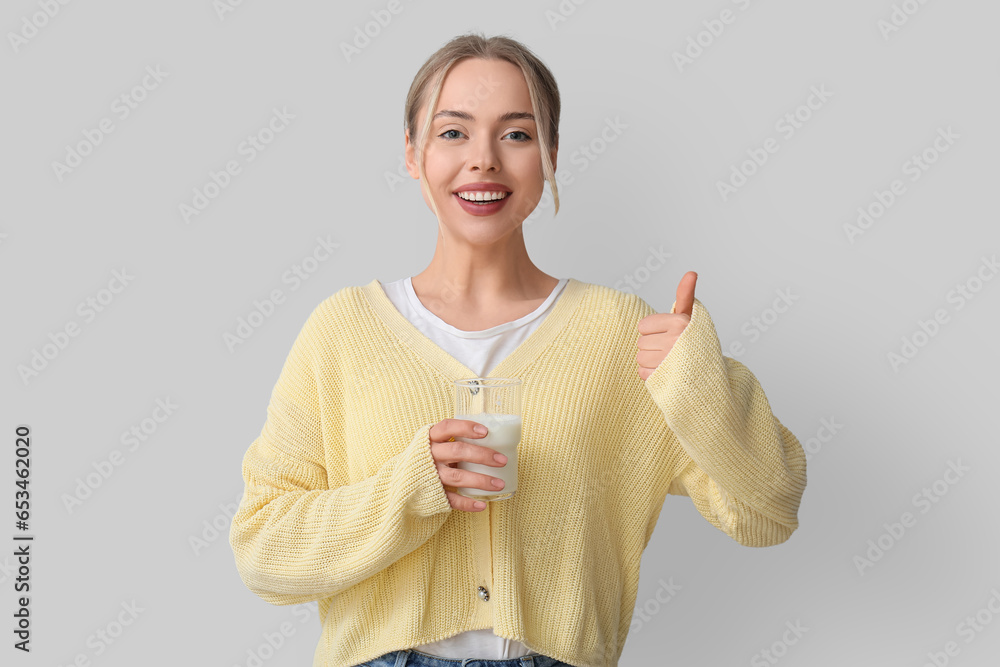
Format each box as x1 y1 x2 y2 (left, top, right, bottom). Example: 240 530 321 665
406 57 556 242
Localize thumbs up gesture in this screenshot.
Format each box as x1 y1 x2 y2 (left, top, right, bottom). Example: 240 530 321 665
636 271 698 382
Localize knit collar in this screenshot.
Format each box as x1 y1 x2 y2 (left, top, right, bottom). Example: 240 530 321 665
358 277 590 381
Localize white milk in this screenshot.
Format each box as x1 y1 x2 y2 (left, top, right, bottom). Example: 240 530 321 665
455 412 521 500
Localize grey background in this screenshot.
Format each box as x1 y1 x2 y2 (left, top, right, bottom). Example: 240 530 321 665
3 1 999 665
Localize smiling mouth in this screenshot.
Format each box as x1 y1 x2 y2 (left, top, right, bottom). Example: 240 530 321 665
453 191 512 204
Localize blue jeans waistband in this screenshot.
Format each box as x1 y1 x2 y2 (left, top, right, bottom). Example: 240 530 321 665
367 648 572 667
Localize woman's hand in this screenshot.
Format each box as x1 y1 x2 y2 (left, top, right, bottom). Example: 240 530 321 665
428 418 509 512
636 271 698 382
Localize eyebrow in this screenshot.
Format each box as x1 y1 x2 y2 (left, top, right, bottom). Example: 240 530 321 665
431 110 535 124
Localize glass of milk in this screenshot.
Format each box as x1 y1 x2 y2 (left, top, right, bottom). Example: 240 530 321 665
454 378 522 501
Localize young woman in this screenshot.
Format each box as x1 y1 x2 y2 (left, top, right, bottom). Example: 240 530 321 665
229 32 807 667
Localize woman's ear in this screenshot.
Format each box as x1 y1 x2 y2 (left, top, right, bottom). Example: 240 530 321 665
404 129 420 180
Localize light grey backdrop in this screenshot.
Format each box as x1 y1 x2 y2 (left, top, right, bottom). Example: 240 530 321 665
3 1 999 665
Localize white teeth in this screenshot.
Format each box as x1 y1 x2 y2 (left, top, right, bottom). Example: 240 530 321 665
456 191 509 202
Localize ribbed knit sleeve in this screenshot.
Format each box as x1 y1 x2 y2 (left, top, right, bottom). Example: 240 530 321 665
228 304 453 606
640 296 807 547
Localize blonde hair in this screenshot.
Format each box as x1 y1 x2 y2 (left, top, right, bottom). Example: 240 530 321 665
404 32 561 220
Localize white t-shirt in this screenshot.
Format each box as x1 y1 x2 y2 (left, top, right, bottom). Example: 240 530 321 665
378 275 568 658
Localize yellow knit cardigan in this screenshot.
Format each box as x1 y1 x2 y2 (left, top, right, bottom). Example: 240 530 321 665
229 277 807 667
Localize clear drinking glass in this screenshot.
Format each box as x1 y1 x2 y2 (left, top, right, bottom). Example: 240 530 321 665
454 378 522 502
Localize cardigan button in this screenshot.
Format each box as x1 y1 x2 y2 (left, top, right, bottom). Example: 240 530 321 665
477 586 489 601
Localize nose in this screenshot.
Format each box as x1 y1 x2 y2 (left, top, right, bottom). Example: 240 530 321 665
468 135 500 172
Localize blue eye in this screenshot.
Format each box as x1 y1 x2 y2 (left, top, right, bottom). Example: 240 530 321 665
437 129 532 142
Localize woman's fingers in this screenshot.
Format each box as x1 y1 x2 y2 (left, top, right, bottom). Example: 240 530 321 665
428 418 486 445
428 418 508 512
443 487 488 512
438 461 506 493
